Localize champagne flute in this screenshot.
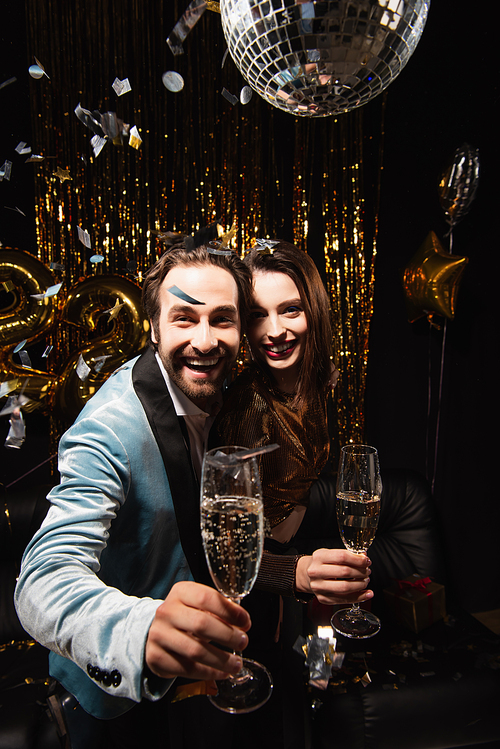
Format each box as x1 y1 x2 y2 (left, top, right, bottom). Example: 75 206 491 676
331 444 382 639
200 446 273 713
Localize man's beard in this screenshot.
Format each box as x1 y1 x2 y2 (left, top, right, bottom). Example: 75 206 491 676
157 346 232 405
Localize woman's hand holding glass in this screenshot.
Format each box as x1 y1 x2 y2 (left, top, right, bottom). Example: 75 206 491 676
295 547 373 605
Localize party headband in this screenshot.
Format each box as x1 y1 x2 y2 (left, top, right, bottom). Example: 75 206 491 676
248 238 280 255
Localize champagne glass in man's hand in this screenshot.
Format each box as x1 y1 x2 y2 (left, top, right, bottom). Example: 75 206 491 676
201 446 273 713
331 444 382 639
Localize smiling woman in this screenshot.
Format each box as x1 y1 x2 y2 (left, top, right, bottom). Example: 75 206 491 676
247 270 308 395
214 240 335 542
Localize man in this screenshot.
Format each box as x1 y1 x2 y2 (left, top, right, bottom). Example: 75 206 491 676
15 240 372 745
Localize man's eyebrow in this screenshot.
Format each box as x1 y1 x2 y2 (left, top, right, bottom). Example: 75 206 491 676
213 304 238 314
167 303 238 315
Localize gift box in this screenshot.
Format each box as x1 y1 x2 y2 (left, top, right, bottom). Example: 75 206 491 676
383 574 446 633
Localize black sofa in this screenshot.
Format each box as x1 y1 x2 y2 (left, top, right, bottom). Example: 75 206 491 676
0 484 61 749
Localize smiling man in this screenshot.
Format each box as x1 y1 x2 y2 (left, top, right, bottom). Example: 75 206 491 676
14 241 254 746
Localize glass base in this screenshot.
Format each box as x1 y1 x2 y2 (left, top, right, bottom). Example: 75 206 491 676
331 607 381 639
209 658 273 714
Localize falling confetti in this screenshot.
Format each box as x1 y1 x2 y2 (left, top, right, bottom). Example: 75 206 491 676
240 86 253 104
29 57 49 79
162 71 184 92
53 166 72 183
0 160 12 181
167 0 208 55
129 125 142 149
221 88 238 105
15 141 32 155
0 77 17 90
30 282 63 300
76 354 91 381
77 227 91 248
106 298 125 320
112 77 132 96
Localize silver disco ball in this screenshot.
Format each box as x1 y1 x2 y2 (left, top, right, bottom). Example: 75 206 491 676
220 0 430 117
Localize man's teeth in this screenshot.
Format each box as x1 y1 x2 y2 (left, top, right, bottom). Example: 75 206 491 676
186 358 219 367
267 342 294 354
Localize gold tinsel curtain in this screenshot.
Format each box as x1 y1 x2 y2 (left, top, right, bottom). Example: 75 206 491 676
26 0 383 448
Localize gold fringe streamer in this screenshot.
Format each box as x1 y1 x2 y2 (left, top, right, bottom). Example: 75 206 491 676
25 0 383 454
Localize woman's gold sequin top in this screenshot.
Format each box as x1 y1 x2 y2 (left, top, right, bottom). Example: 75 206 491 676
215 366 330 527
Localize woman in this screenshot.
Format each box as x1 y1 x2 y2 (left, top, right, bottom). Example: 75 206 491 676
215 240 336 545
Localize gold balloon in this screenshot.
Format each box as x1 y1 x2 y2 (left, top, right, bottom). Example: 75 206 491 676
402 232 468 323
0 248 58 346
0 248 58 409
54 275 149 422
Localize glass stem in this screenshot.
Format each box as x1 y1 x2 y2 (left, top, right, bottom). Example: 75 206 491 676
230 651 252 683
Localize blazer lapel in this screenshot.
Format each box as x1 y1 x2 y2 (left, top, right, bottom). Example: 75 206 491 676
132 348 211 586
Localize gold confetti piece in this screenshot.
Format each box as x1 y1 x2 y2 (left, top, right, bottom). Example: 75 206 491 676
53 166 72 183
218 220 237 247
172 680 218 702
129 125 142 149
107 298 125 320
0 379 19 398
2 280 15 292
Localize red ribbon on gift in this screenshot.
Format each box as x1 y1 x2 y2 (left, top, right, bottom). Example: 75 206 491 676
392 576 434 626
394 576 432 593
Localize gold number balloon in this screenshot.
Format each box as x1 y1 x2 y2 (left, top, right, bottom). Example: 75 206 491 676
54 274 149 422
0 248 58 409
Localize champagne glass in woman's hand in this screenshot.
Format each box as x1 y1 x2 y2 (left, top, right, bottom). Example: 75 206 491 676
331 444 382 639
201 446 273 713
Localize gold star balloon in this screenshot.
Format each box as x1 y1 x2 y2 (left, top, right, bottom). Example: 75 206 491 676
402 231 468 323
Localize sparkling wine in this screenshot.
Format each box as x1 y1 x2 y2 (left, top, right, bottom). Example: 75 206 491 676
337 490 380 553
201 496 263 602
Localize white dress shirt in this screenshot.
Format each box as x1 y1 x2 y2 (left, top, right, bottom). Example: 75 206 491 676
155 353 222 481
